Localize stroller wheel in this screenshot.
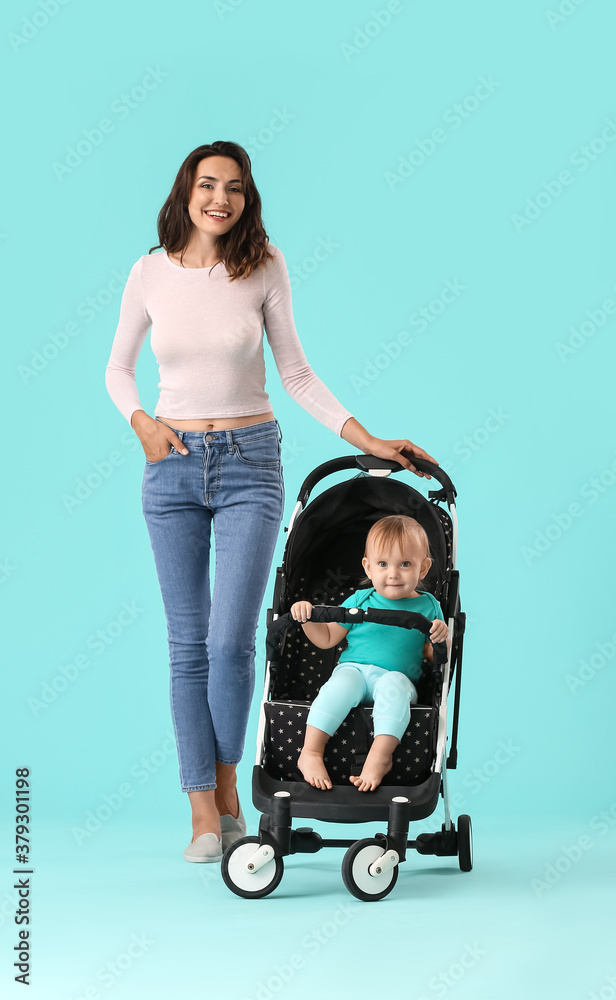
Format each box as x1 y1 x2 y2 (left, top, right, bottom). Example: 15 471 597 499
221 837 284 899
341 838 399 902
457 815 473 871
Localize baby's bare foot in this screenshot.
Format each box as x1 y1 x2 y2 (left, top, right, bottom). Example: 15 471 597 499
349 748 393 792
297 749 332 790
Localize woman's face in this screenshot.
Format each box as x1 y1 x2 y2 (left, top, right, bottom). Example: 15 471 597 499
186 155 246 237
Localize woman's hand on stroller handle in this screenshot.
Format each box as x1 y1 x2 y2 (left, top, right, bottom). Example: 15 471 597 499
363 436 437 479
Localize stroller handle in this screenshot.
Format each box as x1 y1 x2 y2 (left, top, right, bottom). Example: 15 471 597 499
265 604 449 668
296 454 456 507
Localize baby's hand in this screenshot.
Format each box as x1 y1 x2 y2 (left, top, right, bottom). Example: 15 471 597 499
291 600 313 624
429 619 449 644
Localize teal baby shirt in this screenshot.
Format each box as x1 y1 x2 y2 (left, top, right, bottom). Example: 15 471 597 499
337 587 445 682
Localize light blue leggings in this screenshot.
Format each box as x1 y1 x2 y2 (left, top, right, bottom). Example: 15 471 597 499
306 660 419 741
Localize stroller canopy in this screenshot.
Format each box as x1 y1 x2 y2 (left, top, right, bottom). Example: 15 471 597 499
282 473 453 612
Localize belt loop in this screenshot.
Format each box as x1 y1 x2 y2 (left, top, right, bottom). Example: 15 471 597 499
226 428 234 454
275 418 283 443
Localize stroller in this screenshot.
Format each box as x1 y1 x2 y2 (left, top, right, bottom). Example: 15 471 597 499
221 451 470 901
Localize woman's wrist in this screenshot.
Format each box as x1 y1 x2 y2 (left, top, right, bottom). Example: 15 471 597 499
130 409 152 433
339 416 376 454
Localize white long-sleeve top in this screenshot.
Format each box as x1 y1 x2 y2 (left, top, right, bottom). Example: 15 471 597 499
104 243 354 436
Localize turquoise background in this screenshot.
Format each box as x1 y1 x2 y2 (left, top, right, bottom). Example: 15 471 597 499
2 0 615 996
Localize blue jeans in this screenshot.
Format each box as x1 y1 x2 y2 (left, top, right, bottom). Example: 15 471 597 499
306 660 419 741
141 417 285 792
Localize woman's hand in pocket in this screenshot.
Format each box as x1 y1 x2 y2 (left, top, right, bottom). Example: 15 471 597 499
131 410 188 463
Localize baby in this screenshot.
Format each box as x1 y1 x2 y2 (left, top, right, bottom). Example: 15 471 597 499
291 515 450 792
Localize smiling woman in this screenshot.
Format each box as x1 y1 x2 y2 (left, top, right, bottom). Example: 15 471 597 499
105 139 439 864
175 164 246 262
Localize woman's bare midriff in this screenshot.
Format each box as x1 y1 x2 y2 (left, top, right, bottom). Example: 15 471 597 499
157 411 275 431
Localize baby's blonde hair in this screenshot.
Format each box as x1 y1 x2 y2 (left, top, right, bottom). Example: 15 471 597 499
357 515 432 591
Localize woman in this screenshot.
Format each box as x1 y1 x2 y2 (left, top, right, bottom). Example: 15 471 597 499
105 140 439 863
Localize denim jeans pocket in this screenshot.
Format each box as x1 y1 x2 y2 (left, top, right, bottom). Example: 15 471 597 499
232 432 281 468
145 444 178 465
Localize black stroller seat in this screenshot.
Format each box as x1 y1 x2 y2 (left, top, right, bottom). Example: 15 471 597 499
262 472 452 788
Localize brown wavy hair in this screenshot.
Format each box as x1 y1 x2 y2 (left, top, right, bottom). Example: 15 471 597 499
148 141 274 281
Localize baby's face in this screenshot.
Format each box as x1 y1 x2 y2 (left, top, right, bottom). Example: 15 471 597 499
362 538 431 599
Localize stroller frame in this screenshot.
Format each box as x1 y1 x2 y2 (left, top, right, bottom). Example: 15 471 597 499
221 452 471 901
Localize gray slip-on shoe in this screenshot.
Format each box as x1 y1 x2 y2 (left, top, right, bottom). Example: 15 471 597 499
184 832 223 863
220 801 246 852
